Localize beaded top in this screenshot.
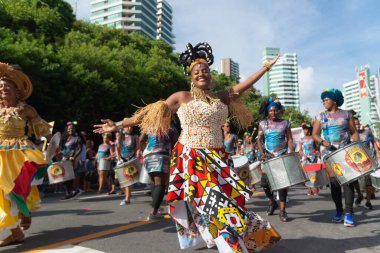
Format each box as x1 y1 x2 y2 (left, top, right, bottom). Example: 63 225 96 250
177 99 228 148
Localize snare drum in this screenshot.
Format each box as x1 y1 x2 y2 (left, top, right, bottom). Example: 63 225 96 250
262 153 307 191
97 158 111 171
324 141 379 185
249 161 262 186
232 155 250 186
115 158 141 188
303 163 329 188
139 165 152 184
48 160 75 184
370 170 380 189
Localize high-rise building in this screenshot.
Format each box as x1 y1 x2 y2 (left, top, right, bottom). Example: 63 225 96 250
220 58 240 82
90 0 174 46
262 47 300 110
156 0 175 45
343 66 380 135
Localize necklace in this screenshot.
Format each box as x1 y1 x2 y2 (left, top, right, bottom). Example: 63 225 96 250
0 102 25 121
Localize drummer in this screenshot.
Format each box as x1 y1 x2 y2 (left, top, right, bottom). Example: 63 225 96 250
115 127 139 205
353 117 379 210
222 119 237 155
312 88 359 227
137 126 178 220
299 122 319 196
257 97 294 222
96 133 115 194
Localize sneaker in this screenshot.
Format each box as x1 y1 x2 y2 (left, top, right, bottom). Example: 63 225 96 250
355 194 363 206
158 206 169 215
266 201 278 216
146 213 163 220
332 212 344 223
60 194 74 201
279 210 289 222
119 199 131 206
344 213 355 227
364 202 373 210
307 189 313 196
71 189 84 199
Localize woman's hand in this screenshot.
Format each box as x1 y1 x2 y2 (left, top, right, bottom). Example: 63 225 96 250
93 119 117 134
321 140 331 148
136 150 143 159
268 54 280 68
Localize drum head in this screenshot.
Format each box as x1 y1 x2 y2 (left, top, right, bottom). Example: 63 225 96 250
232 155 249 168
45 132 61 163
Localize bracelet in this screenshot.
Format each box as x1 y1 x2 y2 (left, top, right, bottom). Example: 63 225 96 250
116 121 124 130
263 61 272 70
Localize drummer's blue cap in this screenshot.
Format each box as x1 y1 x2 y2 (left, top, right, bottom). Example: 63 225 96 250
321 88 344 107
266 97 281 112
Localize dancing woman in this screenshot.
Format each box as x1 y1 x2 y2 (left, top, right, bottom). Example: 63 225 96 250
257 98 294 222
0 63 51 246
94 42 281 252
312 88 359 227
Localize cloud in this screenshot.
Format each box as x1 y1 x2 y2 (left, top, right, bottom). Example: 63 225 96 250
298 66 321 116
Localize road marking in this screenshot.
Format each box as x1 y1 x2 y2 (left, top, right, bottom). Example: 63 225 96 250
23 220 158 253
38 245 105 253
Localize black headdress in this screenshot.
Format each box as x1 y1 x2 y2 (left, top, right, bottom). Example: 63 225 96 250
178 42 214 75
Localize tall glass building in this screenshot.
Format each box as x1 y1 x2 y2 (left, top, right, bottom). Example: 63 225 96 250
90 0 174 46
262 47 300 110
343 66 380 135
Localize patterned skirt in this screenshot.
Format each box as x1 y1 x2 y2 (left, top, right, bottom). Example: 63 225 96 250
167 142 281 252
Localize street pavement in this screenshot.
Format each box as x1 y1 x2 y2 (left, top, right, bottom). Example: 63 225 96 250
3 187 380 253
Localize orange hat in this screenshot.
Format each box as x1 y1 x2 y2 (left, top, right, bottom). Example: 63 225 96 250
0 62 33 100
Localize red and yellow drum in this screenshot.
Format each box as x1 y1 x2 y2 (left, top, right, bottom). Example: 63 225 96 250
324 141 379 185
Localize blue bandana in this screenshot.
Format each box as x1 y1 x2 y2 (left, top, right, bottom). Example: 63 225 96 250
267 101 281 112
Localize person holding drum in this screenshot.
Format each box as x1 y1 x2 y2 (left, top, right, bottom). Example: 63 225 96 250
257 98 294 222
59 122 84 200
223 120 237 155
115 127 139 205
353 117 379 210
0 63 52 246
96 132 115 194
299 122 319 196
312 88 359 227
137 126 178 220
94 42 281 252
242 132 255 163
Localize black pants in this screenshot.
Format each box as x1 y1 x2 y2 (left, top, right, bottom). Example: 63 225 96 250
329 177 354 214
260 173 288 202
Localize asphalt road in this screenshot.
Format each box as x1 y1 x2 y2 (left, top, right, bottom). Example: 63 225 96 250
3 187 380 253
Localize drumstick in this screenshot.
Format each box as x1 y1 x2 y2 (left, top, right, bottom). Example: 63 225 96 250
251 128 257 137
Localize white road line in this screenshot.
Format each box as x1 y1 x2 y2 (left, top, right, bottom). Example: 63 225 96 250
39 245 105 253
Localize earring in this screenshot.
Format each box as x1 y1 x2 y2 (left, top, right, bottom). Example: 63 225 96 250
190 82 195 90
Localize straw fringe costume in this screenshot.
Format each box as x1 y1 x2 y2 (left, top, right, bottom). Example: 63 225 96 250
0 63 50 240
133 95 280 252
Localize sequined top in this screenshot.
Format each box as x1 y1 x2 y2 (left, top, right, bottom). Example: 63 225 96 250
177 99 228 148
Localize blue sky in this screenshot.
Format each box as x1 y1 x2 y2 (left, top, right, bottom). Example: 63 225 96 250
67 0 380 116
